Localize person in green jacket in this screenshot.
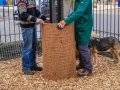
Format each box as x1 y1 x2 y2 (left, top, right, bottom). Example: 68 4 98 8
57 0 93 76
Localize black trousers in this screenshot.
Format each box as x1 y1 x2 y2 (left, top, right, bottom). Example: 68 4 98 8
77 45 93 72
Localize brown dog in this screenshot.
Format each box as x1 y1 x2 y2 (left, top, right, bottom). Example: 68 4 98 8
89 32 120 66
76 31 120 66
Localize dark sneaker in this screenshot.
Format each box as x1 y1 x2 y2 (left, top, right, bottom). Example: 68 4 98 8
30 65 43 71
76 65 84 70
77 68 92 77
22 69 35 75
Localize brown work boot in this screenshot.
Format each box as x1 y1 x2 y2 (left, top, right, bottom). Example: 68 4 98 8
76 65 84 70
77 68 92 77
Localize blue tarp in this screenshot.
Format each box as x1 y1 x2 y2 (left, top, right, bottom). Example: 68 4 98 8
0 0 3 6
0 0 2 5
0 0 17 6
118 0 120 7
13 0 17 6
0 0 7 6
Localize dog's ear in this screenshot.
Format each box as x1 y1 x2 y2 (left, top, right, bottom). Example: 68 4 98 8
91 31 99 38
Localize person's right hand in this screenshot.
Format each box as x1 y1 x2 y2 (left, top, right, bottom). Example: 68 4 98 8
57 20 66 29
36 18 44 24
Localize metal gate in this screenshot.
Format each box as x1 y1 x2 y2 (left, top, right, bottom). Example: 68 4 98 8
0 0 120 60
0 1 42 60
93 0 120 39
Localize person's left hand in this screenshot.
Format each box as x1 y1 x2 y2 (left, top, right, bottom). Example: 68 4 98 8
57 20 66 29
36 18 44 24
45 18 50 23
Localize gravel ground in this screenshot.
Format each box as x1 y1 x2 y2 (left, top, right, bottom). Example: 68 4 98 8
0 55 120 90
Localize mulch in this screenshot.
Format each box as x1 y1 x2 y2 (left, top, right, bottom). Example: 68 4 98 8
0 55 120 90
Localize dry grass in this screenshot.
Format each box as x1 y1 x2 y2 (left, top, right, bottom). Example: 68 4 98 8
0 55 120 90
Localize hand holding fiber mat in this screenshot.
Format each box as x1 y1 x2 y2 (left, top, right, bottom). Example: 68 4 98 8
42 23 76 80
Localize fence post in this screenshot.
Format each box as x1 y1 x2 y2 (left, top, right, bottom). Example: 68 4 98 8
57 0 63 22
49 0 56 23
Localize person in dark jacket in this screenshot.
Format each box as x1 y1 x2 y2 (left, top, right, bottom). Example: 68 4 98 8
17 0 47 75
57 0 93 77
